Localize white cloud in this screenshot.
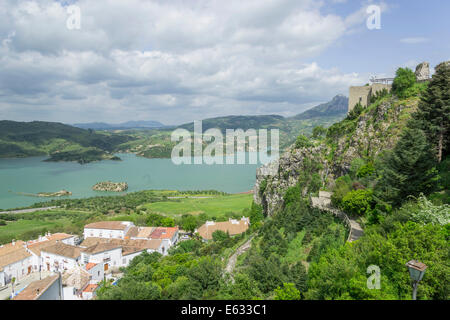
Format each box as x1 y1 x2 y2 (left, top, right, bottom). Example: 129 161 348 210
0 0 366 124
400 37 429 44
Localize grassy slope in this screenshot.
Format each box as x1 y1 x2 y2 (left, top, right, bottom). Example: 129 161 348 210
140 193 253 217
0 121 133 161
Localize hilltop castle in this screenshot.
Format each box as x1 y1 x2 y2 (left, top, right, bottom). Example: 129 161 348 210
348 62 430 113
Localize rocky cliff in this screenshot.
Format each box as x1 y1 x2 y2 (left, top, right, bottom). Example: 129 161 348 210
254 94 420 216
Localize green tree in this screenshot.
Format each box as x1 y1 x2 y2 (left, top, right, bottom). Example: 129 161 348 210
249 202 264 224
312 126 327 139
376 126 439 206
341 189 373 216
212 230 229 242
181 215 197 233
392 67 416 98
414 61 450 162
274 283 301 300
295 135 313 149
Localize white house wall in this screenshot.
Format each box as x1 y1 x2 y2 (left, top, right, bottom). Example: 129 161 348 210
41 252 79 273
1 257 33 285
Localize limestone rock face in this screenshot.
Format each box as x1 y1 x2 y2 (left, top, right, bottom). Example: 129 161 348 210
254 145 330 216
415 62 430 81
254 97 419 217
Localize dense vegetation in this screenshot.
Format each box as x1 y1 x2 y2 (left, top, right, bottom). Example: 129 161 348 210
3 63 449 300
0 121 133 163
94 63 450 300
0 191 248 244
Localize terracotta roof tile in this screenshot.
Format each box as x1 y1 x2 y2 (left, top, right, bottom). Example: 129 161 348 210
197 218 249 240
13 275 60 300
85 263 98 271
0 241 26 256
84 221 131 230
150 227 178 240
83 284 98 293
41 242 81 259
0 247 31 269
80 237 162 255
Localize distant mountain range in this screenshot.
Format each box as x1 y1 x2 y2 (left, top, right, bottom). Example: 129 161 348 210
178 95 348 131
73 120 165 130
0 95 348 161
177 95 349 148
290 94 348 120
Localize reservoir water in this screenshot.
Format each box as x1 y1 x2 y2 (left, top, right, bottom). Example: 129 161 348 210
0 153 260 209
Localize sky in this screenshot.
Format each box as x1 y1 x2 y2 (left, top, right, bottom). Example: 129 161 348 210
0 0 449 126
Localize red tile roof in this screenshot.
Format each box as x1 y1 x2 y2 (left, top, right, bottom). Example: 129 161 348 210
150 227 178 240
83 284 98 293
84 221 130 230
85 263 97 271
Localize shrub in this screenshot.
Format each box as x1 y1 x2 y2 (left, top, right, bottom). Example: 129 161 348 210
347 102 364 120
274 283 301 300
0 219 6 226
295 135 313 149
341 189 374 216
392 67 416 98
349 158 366 179
403 195 450 226
312 126 327 139
356 162 375 178
212 230 229 242
331 175 352 207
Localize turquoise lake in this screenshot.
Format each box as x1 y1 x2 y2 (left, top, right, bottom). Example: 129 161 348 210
0 153 260 209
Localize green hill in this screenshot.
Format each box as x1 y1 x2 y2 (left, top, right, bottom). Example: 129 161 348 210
176 95 349 149
0 121 134 163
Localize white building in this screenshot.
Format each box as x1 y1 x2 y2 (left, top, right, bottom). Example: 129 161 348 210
81 243 123 272
85 262 104 282
84 221 135 239
80 237 166 269
40 242 81 273
61 266 91 300
126 226 179 255
26 233 77 273
0 240 33 286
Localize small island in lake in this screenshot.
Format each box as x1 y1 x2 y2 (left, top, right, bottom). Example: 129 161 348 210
92 181 128 192
17 190 72 197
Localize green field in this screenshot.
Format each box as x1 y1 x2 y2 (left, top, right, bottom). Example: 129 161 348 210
0 219 65 244
140 193 253 217
0 210 94 244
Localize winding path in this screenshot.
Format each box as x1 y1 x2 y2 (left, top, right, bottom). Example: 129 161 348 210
311 191 363 242
225 236 253 276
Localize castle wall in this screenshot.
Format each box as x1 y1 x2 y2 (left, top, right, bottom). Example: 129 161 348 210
348 84 391 113
348 86 371 112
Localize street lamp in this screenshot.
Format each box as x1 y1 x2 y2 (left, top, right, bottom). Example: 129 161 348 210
405 260 427 300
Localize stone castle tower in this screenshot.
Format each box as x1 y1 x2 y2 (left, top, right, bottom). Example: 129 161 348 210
348 62 431 113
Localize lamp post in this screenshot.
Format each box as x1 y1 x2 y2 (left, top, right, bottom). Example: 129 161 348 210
405 260 427 300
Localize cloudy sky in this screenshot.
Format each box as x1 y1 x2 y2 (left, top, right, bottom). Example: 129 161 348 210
0 0 449 125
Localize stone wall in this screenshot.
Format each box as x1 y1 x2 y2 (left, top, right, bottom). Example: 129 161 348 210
348 83 391 112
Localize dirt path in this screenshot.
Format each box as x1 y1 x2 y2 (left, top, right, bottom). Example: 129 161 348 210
0 206 58 214
310 192 363 242
225 236 253 275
